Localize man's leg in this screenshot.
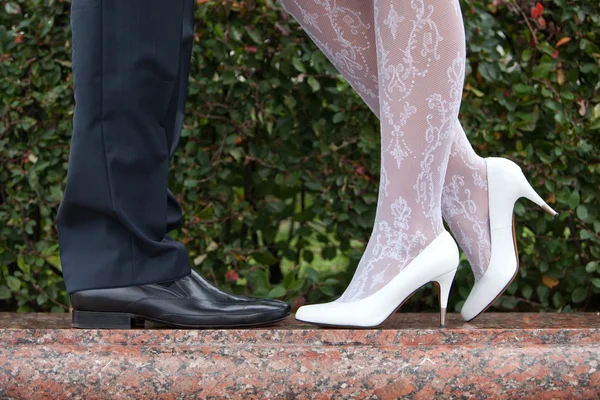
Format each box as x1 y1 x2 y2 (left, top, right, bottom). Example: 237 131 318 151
57 0 193 293
165 0 194 234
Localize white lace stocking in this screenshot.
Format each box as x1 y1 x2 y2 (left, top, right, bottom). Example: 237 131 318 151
279 0 491 297
441 124 491 280
278 0 380 115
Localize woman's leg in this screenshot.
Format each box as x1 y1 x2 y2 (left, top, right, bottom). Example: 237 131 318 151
441 124 491 280
278 0 380 115
279 0 491 283
344 0 464 301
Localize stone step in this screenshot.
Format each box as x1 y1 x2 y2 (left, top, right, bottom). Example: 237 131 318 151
0 312 598 399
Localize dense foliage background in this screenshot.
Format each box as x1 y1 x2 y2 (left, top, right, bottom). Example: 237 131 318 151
1 0 599 313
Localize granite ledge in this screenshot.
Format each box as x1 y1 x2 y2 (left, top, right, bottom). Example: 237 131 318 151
0 312 598 347
1 312 599 399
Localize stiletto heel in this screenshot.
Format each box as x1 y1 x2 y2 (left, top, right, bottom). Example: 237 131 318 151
515 169 559 218
433 269 457 328
461 157 559 321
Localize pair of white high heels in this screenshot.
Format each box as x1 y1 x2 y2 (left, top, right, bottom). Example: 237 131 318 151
295 157 559 328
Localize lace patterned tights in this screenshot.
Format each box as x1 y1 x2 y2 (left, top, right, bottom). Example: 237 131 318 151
279 0 491 301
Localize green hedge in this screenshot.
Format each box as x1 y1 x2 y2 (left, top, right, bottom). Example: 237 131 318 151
1 0 599 313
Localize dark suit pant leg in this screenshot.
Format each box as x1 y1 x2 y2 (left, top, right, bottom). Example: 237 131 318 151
57 0 195 293
166 0 194 234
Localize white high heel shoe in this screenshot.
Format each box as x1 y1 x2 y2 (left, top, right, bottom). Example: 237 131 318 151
295 231 459 328
460 157 559 321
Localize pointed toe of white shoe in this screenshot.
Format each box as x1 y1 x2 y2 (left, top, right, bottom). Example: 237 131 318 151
295 301 378 327
460 157 558 321
460 258 517 321
295 303 337 326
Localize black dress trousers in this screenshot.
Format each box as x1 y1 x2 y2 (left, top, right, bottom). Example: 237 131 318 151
56 0 195 293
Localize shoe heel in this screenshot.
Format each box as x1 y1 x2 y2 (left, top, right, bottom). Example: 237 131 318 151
433 269 457 328
72 310 136 329
516 170 559 218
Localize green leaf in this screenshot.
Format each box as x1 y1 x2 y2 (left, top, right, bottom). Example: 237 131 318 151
307 76 320 92
537 41 556 56
323 278 339 285
17 256 30 274
284 95 297 110
513 84 531 95
244 27 262 44
580 229 594 241
552 292 564 309
576 205 589 221
571 287 588 303
585 261 598 273
348 249 363 260
302 250 314 263
454 300 465 313
537 285 550 304
568 190 580 209
589 119 600 131
319 285 335 297
36 294 48 306
521 285 533 300
332 112 345 124
501 296 518 309
478 62 500 82
533 62 553 78
591 103 600 121
48 184 63 202
321 246 337 260
228 147 243 162
252 251 278 266
289 280 305 292
591 278 600 289
267 285 287 298
468 86 485 97
282 272 295 288
0 286 11 300
304 267 319 283
4 2 21 14
292 57 306 73
6 276 21 292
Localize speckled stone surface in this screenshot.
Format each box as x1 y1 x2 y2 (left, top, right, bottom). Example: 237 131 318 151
0 313 598 399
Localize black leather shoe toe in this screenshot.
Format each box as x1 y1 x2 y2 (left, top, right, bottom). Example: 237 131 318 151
182 271 291 313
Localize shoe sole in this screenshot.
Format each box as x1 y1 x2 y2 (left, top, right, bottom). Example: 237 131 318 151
464 215 520 322
72 310 289 329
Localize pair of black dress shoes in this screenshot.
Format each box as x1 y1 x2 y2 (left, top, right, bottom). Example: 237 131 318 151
70 270 290 329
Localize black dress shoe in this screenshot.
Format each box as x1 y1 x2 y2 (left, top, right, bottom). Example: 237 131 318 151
184 270 289 309
70 273 291 329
